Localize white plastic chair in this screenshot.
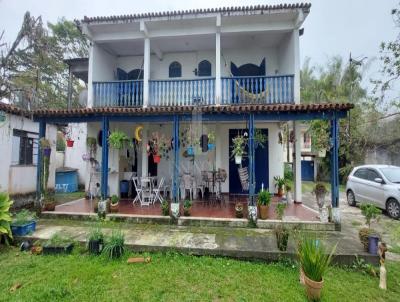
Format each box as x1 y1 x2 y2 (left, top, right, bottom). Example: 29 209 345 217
152 177 165 204
140 177 152 206
132 177 142 205
182 174 194 201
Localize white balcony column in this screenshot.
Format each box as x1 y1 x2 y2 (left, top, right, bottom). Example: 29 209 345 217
143 37 150 107
141 125 148 177
293 120 302 203
293 29 301 104
87 43 94 108
215 14 222 105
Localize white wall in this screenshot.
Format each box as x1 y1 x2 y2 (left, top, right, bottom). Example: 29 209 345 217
0 113 57 195
92 44 116 82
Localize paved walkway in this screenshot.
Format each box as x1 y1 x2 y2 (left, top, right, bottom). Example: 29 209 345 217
24 218 379 265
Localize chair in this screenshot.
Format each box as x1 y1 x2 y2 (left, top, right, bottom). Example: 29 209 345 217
132 177 142 205
216 169 227 202
152 177 165 204
140 177 152 206
195 175 205 199
182 174 194 201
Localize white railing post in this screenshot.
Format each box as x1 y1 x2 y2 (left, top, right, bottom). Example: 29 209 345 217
143 37 150 108
215 14 221 105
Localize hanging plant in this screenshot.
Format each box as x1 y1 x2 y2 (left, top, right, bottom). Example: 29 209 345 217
86 137 97 155
108 130 132 150
40 138 51 157
231 134 247 164
180 127 199 156
254 129 268 148
207 131 216 150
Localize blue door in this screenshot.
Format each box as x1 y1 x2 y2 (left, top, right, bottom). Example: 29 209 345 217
229 129 269 194
301 160 314 181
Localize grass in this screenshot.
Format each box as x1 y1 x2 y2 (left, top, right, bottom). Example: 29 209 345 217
54 191 85 204
301 181 346 194
1 247 400 302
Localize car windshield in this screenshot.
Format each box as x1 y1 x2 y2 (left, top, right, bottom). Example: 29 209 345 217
380 167 400 183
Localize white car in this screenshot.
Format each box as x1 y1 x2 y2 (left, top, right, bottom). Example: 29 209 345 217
346 165 400 219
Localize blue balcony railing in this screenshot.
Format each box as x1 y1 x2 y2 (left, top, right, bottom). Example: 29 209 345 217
221 75 294 104
93 80 143 107
149 78 215 106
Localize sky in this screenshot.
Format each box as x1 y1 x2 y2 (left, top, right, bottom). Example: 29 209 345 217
0 0 398 84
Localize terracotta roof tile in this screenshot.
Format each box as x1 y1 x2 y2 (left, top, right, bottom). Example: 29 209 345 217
80 3 311 24
0 102 31 117
33 103 353 118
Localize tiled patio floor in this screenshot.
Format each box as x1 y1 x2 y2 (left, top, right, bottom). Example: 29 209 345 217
54 196 319 221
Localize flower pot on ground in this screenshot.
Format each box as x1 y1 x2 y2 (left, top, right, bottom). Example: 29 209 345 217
43 194 56 211
235 203 244 218
161 200 170 216
110 195 119 213
257 190 272 220
87 227 104 255
274 176 286 197
102 230 125 259
274 203 289 251
183 199 192 216
0 193 13 245
11 210 36 236
298 235 337 301
231 134 247 165
43 233 74 255
368 234 380 255
359 203 381 253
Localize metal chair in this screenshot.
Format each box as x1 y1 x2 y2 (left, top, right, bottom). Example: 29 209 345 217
216 169 227 202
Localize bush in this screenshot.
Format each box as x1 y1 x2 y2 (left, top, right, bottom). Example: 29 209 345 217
12 209 36 226
102 230 125 259
0 192 13 244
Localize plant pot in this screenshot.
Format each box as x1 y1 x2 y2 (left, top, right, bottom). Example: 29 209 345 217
11 221 36 236
359 228 372 252
43 243 74 255
66 140 74 147
235 155 242 164
275 228 289 251
153 154 161 163
171 203 180 218
43 202 56 211
187 147 194 156
207 143 215 150
277 188 283 197
43 147 51 157
235 204 244 218
110 202 119 213
304 274 324 301
368 235 380 255
183 208 191 216
259 205 269 220
88 239 103 255
248 205 258 222
93 200 99 213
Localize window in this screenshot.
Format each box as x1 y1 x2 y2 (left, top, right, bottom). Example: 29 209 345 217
380 167 400 183
198 60 211 76
353 168 368 180
12 129 38 165
367 169 381 182
169 61 182 78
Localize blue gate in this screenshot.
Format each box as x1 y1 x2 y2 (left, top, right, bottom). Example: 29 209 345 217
301 160 315 181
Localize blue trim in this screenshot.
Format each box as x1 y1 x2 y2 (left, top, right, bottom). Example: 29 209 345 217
101 116 109 199
330 115 340 208
248 113 256 205
36 121 46 198
173 114 180 202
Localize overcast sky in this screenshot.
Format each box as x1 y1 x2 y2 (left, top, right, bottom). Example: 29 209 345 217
1 0 398 81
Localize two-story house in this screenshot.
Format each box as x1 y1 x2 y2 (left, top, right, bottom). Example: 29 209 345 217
33 3 352 221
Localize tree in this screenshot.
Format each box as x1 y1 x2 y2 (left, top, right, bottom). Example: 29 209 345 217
1 13 88 109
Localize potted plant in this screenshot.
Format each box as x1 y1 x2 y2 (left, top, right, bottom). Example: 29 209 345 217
0 192 13 245
231 134 247 164
86 137 97 155
312 183 328 210
108 130 131 150
43 193 56 211
147 132 162 163
87 227 104 255
40 138 51 157
183 199 192 216
43 233 74 255
207 131 216 150
11 210 36 236
359 203 381 254
102 230 125 259
285 184 293 204
274 203 289 251
298 235 336 301
66 137 74 147
254 129 267 148
235 202 244 218
161 200 170 216
257 190 271 220
274 176 286 197
110 195 119 213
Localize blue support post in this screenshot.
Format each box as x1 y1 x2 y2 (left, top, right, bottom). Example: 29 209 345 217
330 115 340 208
248 113 256 206
36 120 46 198
101 116 109 199
173 114 180 202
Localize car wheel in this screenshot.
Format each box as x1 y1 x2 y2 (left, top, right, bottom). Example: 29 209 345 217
347 190 356 206
386 198 400 219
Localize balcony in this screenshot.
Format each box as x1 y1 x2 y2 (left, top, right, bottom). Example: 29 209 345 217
92 75 294 107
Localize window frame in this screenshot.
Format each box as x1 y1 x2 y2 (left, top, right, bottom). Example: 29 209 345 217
197 60 212 77
353 168 368 180
12 129 39 166
169 61 182 78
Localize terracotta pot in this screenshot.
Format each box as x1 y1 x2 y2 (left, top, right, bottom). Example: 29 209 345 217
66 140 74 147
304 274 324 301
110 202 119 213
44 202 56 211
277 188 283 197
259 205 269 220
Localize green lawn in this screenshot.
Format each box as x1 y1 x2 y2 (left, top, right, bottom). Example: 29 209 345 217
1 247 399 302
301 181 346 194
54 191 85 204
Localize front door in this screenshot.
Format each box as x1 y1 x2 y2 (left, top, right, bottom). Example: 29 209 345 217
229 129 269 194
